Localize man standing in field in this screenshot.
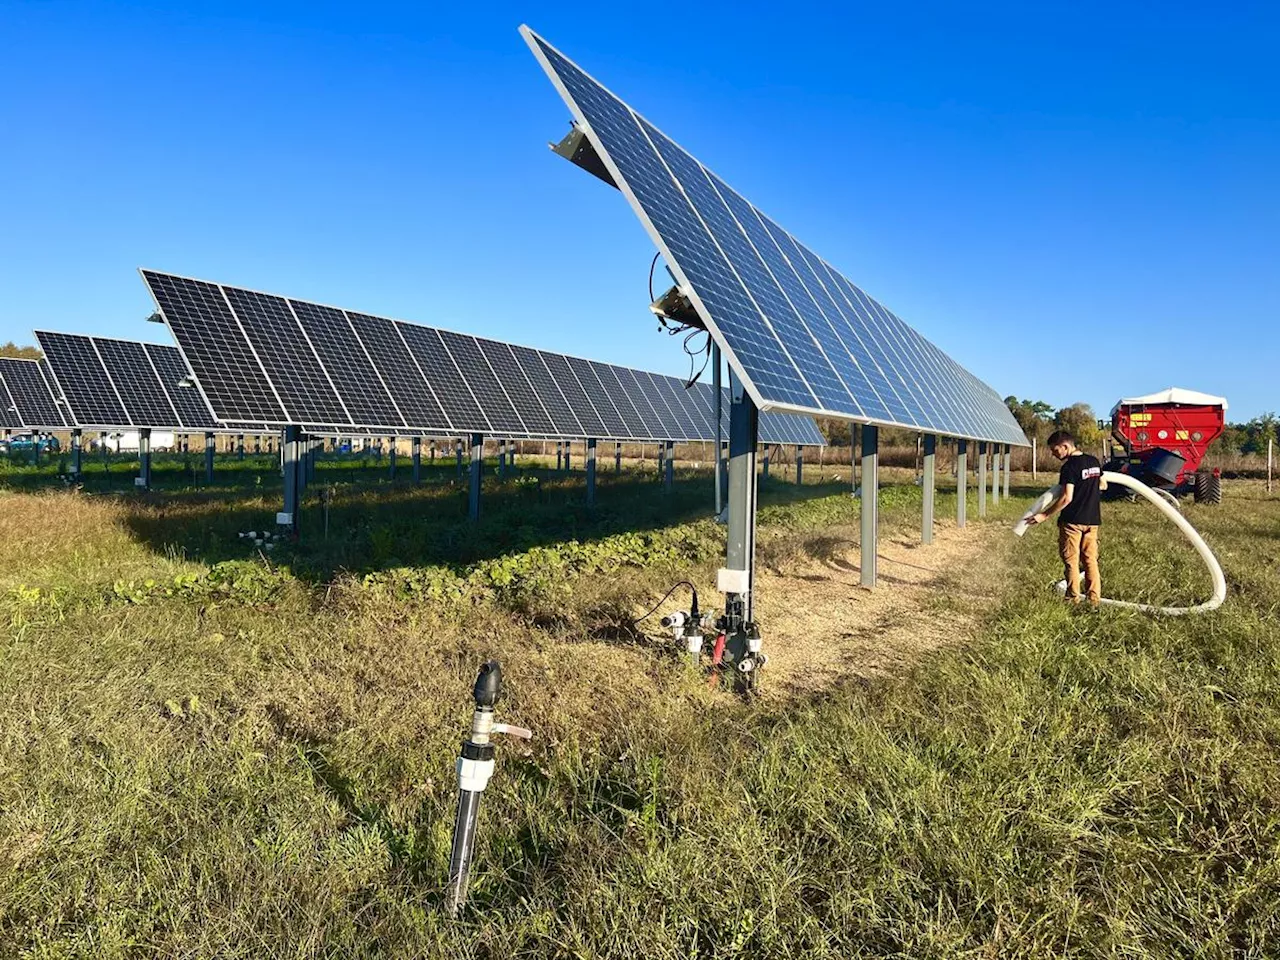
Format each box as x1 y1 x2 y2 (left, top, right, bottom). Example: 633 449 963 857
1028 429 1106 604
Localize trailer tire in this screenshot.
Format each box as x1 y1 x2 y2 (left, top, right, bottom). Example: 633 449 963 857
1194 472 1222 505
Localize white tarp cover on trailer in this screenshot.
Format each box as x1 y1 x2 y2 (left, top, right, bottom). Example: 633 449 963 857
1111 387 1228 417
1111 386 1228 417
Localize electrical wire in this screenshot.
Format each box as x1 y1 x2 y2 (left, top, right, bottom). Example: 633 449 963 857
632 580 698 627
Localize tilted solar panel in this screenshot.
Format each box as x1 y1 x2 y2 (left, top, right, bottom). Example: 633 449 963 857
140 270 826 445
0 367 25 428
0 357 67 428
144 343 217 430
36 331 129 427
522 27 1027 447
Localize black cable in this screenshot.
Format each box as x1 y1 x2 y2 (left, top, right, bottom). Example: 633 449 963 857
632 580 698 627
648 252 661 303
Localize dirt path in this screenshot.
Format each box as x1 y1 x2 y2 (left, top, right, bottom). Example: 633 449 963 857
752 520 1011 699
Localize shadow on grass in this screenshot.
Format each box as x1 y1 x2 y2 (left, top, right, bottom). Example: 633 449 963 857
1 452 846 582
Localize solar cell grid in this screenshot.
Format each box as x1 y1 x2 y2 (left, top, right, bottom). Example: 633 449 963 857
0 358 65 428
590 363 648 439
656 375 708 441
94 338 180 427
397 325 489 432
477 340 557 436
143 271 286 424
0 373 21 428
635 371 685 439
344 312 451 431
436 330 525 435
565 357 629 439
35 332 129 427
288 300 405 428
539 352 608 437
144 344 217 429
523 28 1027 446
221 288 350 426
507 344 583 436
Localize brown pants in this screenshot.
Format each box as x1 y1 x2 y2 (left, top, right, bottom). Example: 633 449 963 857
1059 524 1101 603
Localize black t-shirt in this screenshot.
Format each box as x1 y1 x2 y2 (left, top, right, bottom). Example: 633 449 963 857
1059 453 1103 526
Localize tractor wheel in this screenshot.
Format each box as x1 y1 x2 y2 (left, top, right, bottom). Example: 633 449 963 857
1194 472 1223 505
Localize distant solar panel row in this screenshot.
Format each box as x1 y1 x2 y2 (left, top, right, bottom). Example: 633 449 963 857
0 357 69 430
34 332 218 431
141 270 824 446
522 27 1028 448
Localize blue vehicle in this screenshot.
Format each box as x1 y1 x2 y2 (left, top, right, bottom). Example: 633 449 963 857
0 434 61 455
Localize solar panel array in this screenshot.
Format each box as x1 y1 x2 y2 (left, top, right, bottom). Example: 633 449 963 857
141 270 824 446
0 357 69 430
522 27 1028 448
34 332 219 431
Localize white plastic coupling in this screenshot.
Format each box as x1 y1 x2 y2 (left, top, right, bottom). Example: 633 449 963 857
457 756 495 793
747 635 762 653
134 477 148 488
686 633 704 655
276 511 293 526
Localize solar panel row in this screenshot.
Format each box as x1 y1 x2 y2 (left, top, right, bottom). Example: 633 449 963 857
141 270 825 446
34 331 218 431
0 357 68 430
522 27 1028 449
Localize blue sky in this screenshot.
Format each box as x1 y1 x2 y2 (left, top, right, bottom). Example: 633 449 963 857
1 1 1275 420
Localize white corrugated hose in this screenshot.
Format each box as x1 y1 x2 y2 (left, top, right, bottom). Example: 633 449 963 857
1014 471 1226 615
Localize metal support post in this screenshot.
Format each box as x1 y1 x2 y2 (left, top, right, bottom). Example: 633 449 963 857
762 445 770 481
388 436 396 479
1004 444 1011 498
922 434 936 545
978 441 988 517
412 436 422 484
615 441 622 473
279 426 301 531
718 371 762 692
957 439 968 528
469 433 483 521
586 438 597 508
235 434 244 461
497 438 506 479
100 431 108 464
861 425 879 587
1032 437 1037 479
456 439 464 479
70 429 82 478
1269 438 1274 494
713 343 724 516
136 428 152 490
430 440 437 462
664 440 674 492
204 431 215 483
795 445 803 485
992 441 1000 506
556 440 562 472
563 440 571 473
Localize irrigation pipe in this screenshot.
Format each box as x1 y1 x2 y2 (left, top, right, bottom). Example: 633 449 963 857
1013 471 1226 615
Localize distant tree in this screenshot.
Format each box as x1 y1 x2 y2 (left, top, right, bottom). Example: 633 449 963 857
1005 396 1055 439
1054 403 1102 446
1241 413 1278 455
0 342 41 360
816 417 851 446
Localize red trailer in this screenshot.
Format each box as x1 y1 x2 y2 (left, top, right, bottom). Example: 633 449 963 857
1107 387 1228 503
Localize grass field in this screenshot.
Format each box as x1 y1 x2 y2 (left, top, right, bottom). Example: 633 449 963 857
1 454 1277 958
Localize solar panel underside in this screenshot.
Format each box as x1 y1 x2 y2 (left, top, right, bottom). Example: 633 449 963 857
521 27 1027 448
140 270 824 445
0 357 67 428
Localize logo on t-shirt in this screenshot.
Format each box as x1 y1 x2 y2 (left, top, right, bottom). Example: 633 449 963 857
1080 466 1101 480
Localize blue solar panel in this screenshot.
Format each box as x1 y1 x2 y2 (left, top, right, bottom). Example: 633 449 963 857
0 358 66 428
507 344 583 436
144 343 217 430
288 300 405 429
140 270 827 445
523 27 1027 447
36 332 130 427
